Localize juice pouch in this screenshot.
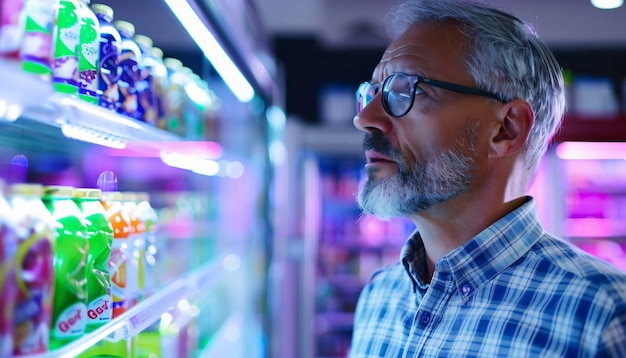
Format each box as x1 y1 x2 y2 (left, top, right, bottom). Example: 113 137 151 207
73 188 113 331
0 180 18 357
42 186 89 350
8 183 55 356
100 191 130 318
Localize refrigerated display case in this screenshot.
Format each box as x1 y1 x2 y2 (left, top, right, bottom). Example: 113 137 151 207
274 121 414 358
0 0 280 357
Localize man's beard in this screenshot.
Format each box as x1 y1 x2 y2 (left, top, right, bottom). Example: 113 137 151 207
356 122 479 220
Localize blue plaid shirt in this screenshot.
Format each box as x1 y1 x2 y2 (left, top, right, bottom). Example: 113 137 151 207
349 197 626 357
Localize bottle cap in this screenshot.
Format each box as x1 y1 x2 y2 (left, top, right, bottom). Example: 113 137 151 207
113 20 135 37
134 34 153 50
9 183 44 197
91 4 114 19
74 188 103 199
163 57 183 70
43 185 75 198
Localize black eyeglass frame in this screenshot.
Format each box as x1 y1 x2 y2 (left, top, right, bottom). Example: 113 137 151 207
358 72 509 117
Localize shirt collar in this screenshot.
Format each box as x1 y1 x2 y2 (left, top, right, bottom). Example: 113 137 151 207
401 197 544 300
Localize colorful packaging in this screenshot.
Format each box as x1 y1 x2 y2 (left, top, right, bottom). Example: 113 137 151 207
163 57 186 135
0 180 17 357
42 185 89 350
0 0 25 59
73 188 113 332
52 0 81 94
20 0 54 75
149 47 169 131
8 183 55 356
120 192 142 306
91 3 120 110
136 192 158 298
100 191 131 318
113 20 142 119
133 34 156 125
77 0 100 104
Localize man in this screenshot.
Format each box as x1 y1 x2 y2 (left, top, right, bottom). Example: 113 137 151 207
349 0 626 357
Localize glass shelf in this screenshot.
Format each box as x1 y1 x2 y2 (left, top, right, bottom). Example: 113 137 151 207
19 257 225 358
0 59 180 148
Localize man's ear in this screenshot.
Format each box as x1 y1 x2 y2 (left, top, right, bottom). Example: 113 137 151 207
489 99 534 158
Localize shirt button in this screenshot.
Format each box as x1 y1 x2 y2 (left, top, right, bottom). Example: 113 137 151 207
419 311 431 326
461 284 472 296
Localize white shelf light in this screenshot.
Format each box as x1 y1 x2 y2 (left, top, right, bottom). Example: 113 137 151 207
163 0 256 103
591 0 623 9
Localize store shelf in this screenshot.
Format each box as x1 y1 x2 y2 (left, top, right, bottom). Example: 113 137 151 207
0 58 180 148
20 257 225 358
198 313 245 358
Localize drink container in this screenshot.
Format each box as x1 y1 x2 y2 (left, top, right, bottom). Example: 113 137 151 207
20 0 55 76
42 185 90 349
136 192 158 298
100 190 131 318
113 20 142 119
91 3 120 110
73 188 113 332
133 34 157 125
8 183 55 356
120 192 142 306
0 180 18 357
77 0 100 103
52 0 81 94
0 0 25 60
149 47 169 130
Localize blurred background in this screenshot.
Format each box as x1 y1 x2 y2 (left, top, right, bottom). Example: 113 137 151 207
0 0 625 357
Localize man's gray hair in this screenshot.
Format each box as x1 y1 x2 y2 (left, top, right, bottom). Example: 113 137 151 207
388 0 566 175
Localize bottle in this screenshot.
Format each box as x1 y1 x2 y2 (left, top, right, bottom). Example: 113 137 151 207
42 185 89 350
163 57 186 135
8 183 55 356
77 0 100 104
120 192 141 307
0 180 17 357
150 47 170 131
0 0 25 60
20 0 55 76
113 20 142 119
52 0 81 94
133 34 156 125
91 3 120 111
100 190 131 318
73 188 113 332
136 192 158 298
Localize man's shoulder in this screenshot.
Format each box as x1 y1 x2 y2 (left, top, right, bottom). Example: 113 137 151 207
527 234 626 303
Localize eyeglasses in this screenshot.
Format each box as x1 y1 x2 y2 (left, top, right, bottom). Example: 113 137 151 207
356 72 508 117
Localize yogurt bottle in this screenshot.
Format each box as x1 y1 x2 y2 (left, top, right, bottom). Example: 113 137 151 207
91 3 121 110
113 20 142 119
20 0 55 76
52 0 81 94
77 0 100 104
